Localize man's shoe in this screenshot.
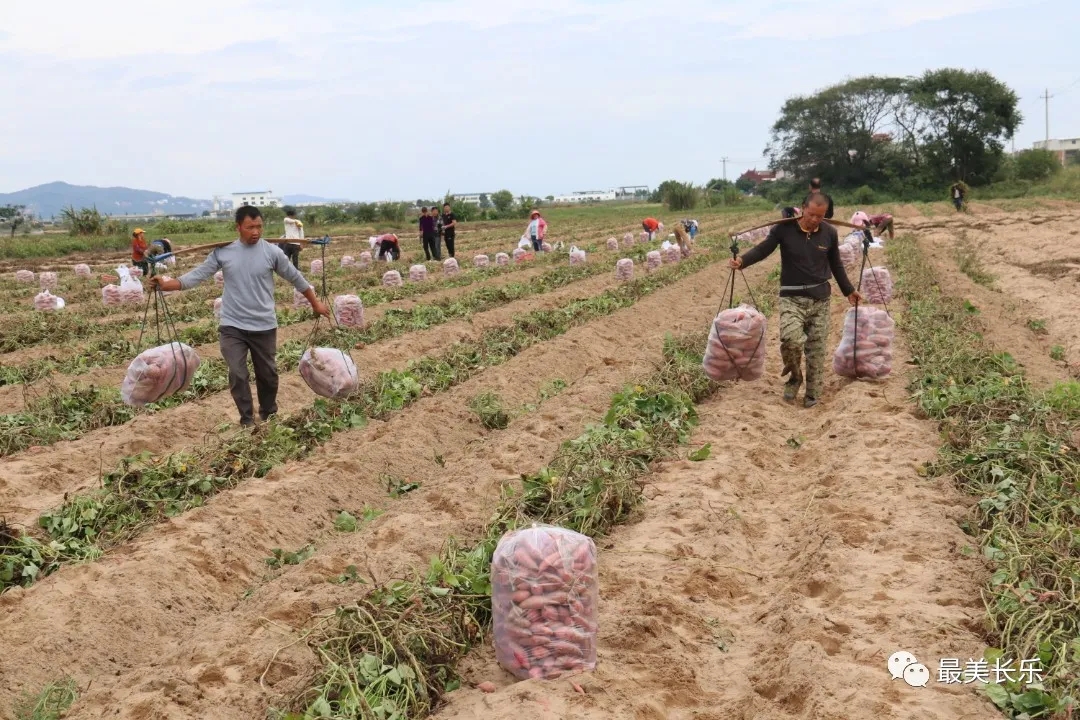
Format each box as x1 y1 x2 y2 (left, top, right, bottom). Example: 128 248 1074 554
240 418 255 427
804 396 819 408
783 382 799 402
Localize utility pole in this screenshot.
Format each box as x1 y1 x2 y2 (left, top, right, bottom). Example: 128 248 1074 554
1040 88 1053 144
720 156 729 206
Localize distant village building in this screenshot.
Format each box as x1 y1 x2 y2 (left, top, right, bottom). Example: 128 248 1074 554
552 189 617 203
739 169 778 184
1033 137 1080 166
231 190 281 209
451 193 493 206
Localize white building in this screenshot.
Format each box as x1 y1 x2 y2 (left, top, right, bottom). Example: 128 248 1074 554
552 189 617 203
1033 138 1080 166
231 190 282 209
450 193 494 206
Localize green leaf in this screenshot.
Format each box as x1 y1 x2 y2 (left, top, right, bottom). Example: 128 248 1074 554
310 696 333 717
688 444 711 461
982 682 1010 708
334 510 358 532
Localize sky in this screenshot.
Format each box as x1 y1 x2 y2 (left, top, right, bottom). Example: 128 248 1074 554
1 0 1078 202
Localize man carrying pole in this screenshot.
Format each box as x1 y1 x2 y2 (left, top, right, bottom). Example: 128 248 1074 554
729 194 862 408
149 205 330 426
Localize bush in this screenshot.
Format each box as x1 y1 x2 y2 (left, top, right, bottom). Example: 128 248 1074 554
1014 148 1062 182
660 181 699 211
852 185 875 204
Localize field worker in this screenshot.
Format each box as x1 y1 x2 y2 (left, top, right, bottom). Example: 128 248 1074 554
131 228 152 276
729 193 862 408
419 207 441 261
376 233 401 261
440 202 457 258
852 211 894 240
808 178 835 219
148 205 330 427
672 223 692 258
281 208 304 269
527 210 547 252
681 219 699 240
950 182 965 211
642 217 660 241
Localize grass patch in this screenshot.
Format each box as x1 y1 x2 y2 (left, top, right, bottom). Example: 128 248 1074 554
12 676 78 720
953 231 995 287
888 234 1079 718
276 331 718 719
468 391 510 430
1050 346 1066 363
0 246 728 594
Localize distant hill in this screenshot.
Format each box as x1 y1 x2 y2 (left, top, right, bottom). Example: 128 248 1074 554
0 182 212 219
283 194 350 205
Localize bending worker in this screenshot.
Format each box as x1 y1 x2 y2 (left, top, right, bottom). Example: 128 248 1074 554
642 216 660 241
149 206 330 427
729 193 862 408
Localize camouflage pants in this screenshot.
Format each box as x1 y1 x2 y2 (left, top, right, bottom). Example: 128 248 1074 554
779 296 831 400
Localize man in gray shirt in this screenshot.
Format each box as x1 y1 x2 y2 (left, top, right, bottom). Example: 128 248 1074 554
149 205 330 426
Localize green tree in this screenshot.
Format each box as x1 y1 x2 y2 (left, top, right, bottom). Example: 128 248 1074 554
0 204 26 238
735 176 756 194
478 193 492 209
1013 148 1061 181
490 190 515 213
908 68 1021 184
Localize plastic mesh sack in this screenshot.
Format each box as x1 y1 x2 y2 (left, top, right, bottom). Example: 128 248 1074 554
443 258 460 276
606 237 619 251
74 264 92 278
495 253 510 267
639 231 650 244
645 251 662 272
491 525 598 680
341 255 356 268
310 259 323 274
832 307 894 379
213 297 222 318
860 267 893 305
622 232 634 248
119 277 144 305
38 271 58 290
214 270 224 286
614 258 634 282
15 270 34 284
121 342 201 407
102 284 122 306
702 304 767 382
293 288 312 309
383 270 403 287
541 242 552 253
34 290 65 311
333 294 365 328
299 347 359 399
512 248 527 262
359 251 372 268
569 247 586 266
408 264 427 282
474 254 490 268
839 242 857 267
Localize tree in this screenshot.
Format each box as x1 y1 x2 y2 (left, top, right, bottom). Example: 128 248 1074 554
735 176 756 194
0 204 26 238
908 68 1021 184
1012 148 1061 181
478 193 492 209
490 190 515 213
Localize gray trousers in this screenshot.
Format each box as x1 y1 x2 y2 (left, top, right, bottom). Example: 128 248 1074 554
219 325 278 424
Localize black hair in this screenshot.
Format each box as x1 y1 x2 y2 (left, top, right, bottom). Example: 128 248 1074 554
421 206 428 212
809 178 822 190
802 192 829 208
235 205 262 224
284 206 297 217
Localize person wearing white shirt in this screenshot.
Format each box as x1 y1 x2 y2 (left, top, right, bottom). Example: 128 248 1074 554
282 208 304 268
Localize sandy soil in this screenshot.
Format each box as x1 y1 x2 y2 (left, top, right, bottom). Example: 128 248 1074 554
5 206 1071 720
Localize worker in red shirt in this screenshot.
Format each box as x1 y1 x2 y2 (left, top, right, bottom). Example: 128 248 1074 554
131 228 152 276
642 217 660 241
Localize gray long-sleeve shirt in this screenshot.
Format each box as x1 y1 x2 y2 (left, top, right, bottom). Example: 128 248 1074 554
179 239 313 331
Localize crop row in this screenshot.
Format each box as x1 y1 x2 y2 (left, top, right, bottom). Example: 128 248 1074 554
0 245 730 594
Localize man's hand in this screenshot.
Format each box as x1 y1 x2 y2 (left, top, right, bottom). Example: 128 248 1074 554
311 298 331 319
847 290 864 306
728 257 743 270
148 276 181 292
